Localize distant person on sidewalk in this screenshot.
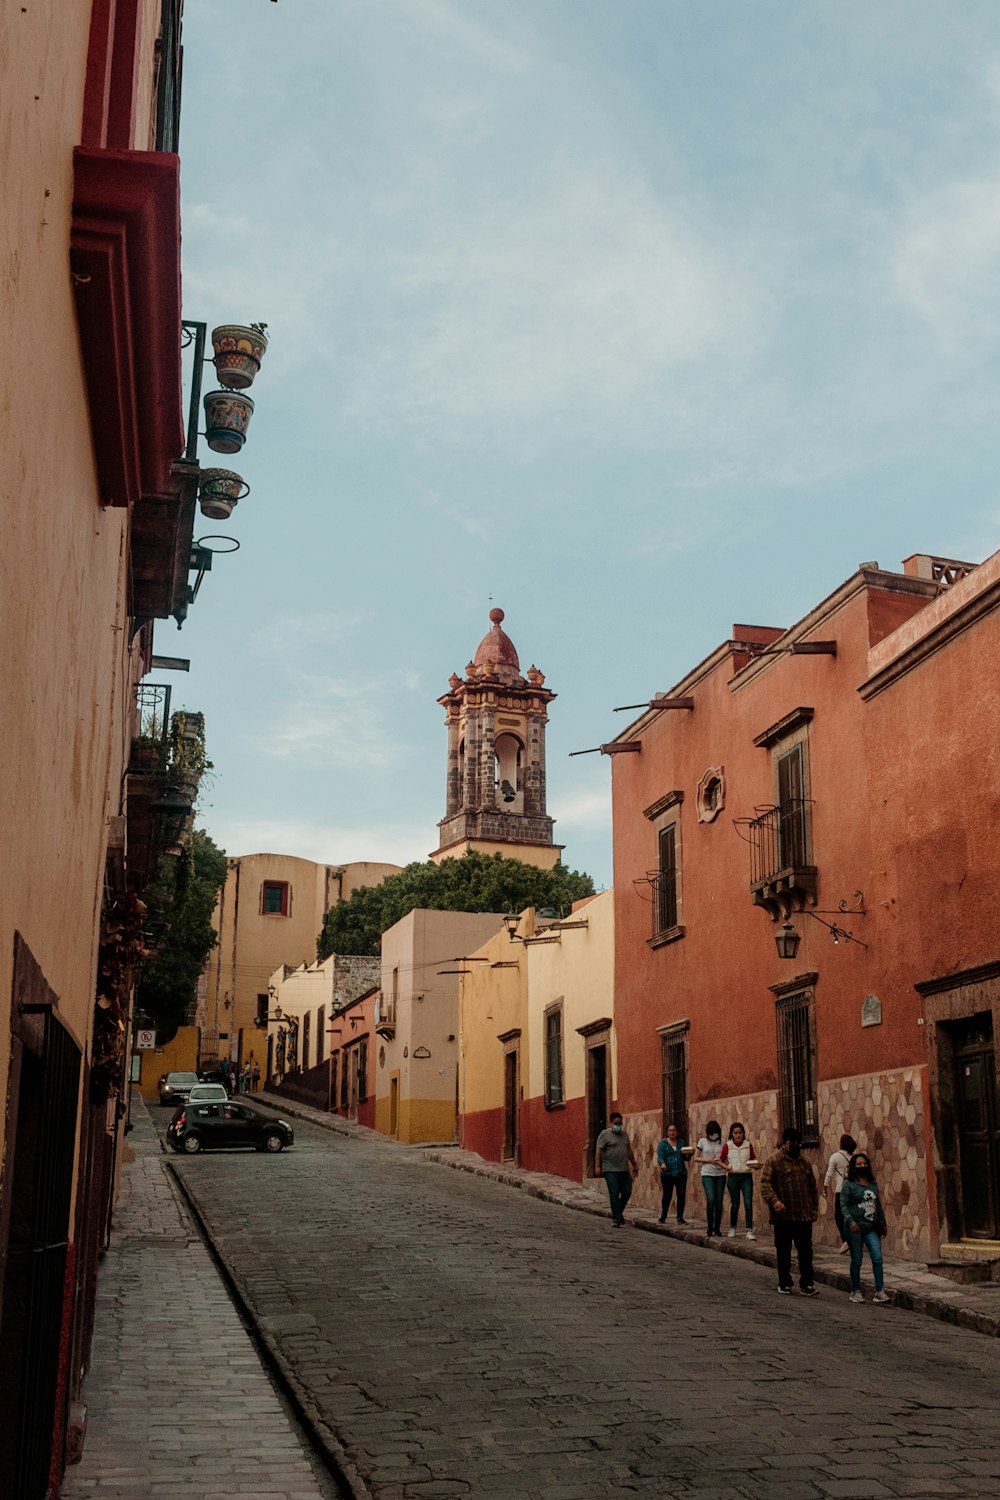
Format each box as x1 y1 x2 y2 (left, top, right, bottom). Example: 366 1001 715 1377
656 1123 689 1224
840 1151 891 1305
760 1127 820 1296
595 1112 638 1227
251 1061 261 1093
824 1132 857 1254
694 1120 727 1237
720 1122 760 1240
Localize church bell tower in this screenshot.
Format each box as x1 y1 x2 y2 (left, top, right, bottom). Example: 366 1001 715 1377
431 608 562 870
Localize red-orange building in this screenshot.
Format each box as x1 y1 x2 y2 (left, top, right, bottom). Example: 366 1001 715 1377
609 551 999 1263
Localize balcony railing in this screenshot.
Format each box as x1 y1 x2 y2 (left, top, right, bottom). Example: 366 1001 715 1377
745 799 817 916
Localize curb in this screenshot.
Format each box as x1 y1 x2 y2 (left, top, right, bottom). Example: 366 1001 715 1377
166 1159 374 1500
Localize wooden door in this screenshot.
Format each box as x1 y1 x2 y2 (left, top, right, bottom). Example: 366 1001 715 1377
955 1023 1000 1239
503 1047 519 1162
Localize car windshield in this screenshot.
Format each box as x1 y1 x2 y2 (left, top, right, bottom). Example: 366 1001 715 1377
167 1073 198 1086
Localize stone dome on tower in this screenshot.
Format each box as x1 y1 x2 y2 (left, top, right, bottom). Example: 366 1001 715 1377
473 607 519 672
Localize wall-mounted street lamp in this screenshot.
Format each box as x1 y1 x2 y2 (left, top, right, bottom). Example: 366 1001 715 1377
775 894 868 959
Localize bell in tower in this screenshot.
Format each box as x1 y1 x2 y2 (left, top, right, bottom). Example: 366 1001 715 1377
431 608 562 869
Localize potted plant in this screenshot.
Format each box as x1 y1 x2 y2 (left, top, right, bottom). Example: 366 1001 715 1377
167 710 212 803
130 734 162 771
211 322 268 390
203 390 254 454
198 469 249 520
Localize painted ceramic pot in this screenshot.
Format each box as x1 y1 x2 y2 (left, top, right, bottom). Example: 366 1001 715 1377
199 468 248 519
211 325 268 390
203 391 254 454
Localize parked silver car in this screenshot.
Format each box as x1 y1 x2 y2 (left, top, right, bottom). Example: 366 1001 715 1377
158 1071 199 1107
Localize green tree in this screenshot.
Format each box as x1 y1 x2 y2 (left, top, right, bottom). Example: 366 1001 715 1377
136 828 228 1042
317 851 596 958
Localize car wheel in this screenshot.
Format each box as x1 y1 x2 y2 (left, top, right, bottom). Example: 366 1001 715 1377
262 1131 285 1153
182 1134 203 1154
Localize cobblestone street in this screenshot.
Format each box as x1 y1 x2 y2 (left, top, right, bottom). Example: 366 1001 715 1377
169 1112 1000 1500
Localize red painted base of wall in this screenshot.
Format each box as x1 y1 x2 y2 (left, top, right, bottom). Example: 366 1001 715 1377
520 1094 586 1181
358 1098 375 1129
462 1106 504 1164
462 1096 588 1181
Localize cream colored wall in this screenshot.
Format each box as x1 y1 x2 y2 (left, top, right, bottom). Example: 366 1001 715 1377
523 891 616 1102
376 909 507 1142
459 914 531 1121
0 3 158 1208
204 855 401 1056
431 839 561 870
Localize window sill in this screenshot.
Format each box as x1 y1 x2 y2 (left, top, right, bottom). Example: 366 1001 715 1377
544 1099 566 1112
648 925 686 950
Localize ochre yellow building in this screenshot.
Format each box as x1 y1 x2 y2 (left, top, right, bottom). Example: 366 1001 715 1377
203 854 400 1074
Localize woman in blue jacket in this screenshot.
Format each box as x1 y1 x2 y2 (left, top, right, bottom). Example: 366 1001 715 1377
840 1151 891 1305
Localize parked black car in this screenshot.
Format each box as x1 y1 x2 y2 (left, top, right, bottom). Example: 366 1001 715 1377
158 1070 199 1107
197 1067 232 1094
166 1101 294 1155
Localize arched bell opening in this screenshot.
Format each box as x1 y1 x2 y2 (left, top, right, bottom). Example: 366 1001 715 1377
494 732 524 814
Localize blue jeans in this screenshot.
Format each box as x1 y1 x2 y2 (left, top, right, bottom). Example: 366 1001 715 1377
604 1171 633 1224
727 1173 753 1230
702 1174 726 1234
848 1226 884 1291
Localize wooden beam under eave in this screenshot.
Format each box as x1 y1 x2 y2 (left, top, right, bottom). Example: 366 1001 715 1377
601 742 642 755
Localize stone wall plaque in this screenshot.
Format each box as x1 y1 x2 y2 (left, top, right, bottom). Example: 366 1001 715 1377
861 994 882 1028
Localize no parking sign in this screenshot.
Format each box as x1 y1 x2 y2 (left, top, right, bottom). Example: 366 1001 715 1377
136 1029 156 1049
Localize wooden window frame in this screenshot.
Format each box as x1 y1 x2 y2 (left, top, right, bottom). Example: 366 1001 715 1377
261 880 289 917
543 1000 565 1110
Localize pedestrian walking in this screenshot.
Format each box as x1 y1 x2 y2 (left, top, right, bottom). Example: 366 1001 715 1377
694 1120 727 1236
251 1061 261 1093
840 1150 891 1305
760 1127 820 1296
655 1123 690 1224
719 1122 760 1240
595 1112 638 1228
824 1132 857 1254
239 1065 250 1095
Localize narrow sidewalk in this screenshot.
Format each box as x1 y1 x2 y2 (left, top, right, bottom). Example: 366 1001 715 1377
62 1094 340 1500
260 1090 1000 1339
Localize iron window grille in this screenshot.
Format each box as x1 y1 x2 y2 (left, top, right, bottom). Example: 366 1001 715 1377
660 1027 689 1142
776 991 818 1142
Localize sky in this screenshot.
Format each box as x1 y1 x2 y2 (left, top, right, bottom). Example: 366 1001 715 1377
170 0 1000 892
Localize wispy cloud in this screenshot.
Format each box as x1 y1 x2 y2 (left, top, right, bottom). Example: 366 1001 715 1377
263 669 419 768
207 814 427 867
895 173 1000 355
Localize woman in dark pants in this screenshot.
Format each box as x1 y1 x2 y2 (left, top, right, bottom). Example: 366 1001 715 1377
656 1123 689 1223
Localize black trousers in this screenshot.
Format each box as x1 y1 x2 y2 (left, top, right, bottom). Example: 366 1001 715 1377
659 1172 687 1220
773 1220 815 1288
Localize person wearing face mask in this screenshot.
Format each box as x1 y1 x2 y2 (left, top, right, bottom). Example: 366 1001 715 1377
840 1151 891 1305
594 1112 638 1227
760 1127 820 1296
693 1119 727 1237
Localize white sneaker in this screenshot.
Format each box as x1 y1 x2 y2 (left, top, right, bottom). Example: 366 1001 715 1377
872 1290 891 1305
849 1290 864 1304
727 1228 736 1238
746 1230 756 1241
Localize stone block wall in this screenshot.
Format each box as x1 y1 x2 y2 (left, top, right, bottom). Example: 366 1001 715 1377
624 1064 931 1260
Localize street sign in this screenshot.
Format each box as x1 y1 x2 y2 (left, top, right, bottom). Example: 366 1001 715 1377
136 1029 156 1049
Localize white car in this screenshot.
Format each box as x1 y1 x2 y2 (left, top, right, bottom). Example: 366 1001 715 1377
185 1083 230 1105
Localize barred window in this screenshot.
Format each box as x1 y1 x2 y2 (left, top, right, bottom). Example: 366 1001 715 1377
660 1025 689 1141
776 990 817 1141
358 1039 368 1102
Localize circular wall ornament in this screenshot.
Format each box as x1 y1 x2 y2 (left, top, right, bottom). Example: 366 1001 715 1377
696 766 725 823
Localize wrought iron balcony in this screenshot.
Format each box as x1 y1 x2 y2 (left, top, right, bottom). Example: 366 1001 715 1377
745 799 817 919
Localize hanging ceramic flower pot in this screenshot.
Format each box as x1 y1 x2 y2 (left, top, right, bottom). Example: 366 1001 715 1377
211 324 268 390
199 468 249 519
204 390 254 454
